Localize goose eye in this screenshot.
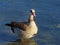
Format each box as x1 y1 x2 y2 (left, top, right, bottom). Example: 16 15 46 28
30 10 32 13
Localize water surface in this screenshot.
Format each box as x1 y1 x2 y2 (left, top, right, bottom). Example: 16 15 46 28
0 0 60 45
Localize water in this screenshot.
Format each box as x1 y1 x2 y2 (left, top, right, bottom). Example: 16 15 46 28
0 0 60 45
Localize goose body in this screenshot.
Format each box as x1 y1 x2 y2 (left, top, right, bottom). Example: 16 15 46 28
5 9 38 39
22 21 38 39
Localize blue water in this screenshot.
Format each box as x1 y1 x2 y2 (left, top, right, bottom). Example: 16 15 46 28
0 0 60 45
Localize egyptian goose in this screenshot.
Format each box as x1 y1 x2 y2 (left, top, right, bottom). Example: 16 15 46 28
5 9 38 39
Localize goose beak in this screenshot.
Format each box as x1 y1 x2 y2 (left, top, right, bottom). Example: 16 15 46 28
32 12 36 17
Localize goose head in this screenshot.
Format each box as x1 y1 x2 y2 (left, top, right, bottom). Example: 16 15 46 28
30 9 36 17
28 9 36 22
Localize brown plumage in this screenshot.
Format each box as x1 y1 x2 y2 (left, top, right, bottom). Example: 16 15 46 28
5 22 28 33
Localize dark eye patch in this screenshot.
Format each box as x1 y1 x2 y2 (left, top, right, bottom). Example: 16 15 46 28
30 10 32 13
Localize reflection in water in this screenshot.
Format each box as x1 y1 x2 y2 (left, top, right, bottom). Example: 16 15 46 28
7 39 38 45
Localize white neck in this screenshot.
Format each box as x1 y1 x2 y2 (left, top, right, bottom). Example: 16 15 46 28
30 15 34 20
28 15 34 22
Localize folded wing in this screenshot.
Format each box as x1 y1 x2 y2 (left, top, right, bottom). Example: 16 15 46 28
5 22 28 33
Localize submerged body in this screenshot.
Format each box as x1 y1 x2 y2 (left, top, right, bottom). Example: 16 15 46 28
21 21 38 39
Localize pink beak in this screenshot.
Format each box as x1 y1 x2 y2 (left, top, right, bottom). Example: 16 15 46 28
32 12 36 17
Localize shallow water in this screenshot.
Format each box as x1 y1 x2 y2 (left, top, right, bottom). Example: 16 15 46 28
0 0 60 45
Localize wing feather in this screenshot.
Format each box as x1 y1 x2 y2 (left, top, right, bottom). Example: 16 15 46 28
5 22 29 31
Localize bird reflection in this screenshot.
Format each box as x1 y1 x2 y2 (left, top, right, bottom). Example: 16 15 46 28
7 39 38 45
